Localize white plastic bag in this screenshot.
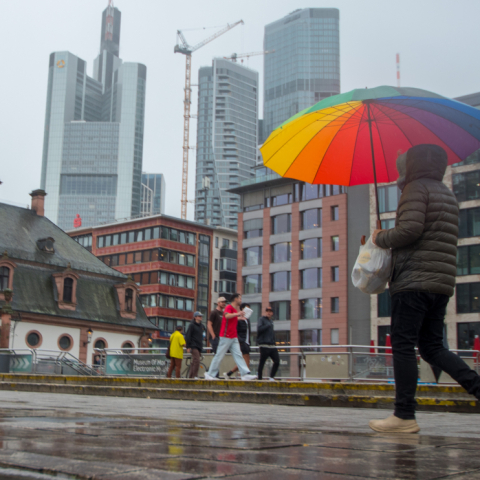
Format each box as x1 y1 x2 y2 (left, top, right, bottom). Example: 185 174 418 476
351 236 392 295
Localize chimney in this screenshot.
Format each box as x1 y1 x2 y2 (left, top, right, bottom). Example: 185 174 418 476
30 189 47 216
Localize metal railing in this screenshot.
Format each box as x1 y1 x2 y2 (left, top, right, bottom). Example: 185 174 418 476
0 345 477 383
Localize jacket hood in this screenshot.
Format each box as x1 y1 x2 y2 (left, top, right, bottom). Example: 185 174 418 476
405 144 448 185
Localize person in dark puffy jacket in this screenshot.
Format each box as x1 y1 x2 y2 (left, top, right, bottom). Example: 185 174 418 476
257 306 279 380
185 312 205 379
369 144 480 433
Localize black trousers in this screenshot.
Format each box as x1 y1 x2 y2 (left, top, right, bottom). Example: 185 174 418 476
257 347 280 380
391 291 480 419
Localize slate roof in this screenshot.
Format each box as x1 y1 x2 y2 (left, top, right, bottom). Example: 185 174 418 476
0 203 124 278
0 202 155 329
1 264 154 329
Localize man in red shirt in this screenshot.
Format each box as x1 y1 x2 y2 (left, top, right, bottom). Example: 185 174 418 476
205 293 257 381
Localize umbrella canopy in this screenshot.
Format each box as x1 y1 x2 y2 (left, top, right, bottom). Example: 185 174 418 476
261 86 480 187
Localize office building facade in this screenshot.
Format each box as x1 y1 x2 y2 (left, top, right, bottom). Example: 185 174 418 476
194 59 259 230
263 8 340 139
40 4 146 230
141 173 166 216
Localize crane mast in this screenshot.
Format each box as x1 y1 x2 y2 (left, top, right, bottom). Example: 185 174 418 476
174 20 244 220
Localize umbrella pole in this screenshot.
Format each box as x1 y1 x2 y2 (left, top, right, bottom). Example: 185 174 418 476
366 102 382 229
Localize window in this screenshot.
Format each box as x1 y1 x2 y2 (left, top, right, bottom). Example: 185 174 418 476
94 339 106 350
331 206 339 221
0 267 9 290
215 259 218 270
457 245 480 276
453 150 480 167
459 208 480 238
26 331 41 348
215 237 219 248
301 184 321 201
125 289 134 312
63 278 73 303
378 290 392 317
271 271 291 291
378 185 401 213
381 219 395 230
331 297 340 313
244 246 262 266
453 171 480 202
222 239 230 248
271 243 291 263
272 193 292 206
243 274 262 294
214 281 218 292
456 283 480 313
301 268 322 289
330 328 339 345
331 266 339 282
378 325 392 346
457 322 480 350
58 335 72 351
220 258 237 272
270 301 291 321
244 218 263 239
331 236 339 251
271 214 291 234
301 238 322 259
300 298 322 319
122 341 134 353
232 241 238 251
300 329 322 347
301 209 321 230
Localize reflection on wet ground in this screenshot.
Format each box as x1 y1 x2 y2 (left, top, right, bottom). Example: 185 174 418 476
0 392 477 479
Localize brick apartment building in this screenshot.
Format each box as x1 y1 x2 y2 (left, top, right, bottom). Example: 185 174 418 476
230 172 369 347
69 216 239 340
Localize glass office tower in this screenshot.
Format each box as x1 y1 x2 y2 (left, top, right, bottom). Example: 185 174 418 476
263 8 340 139
141 173 166 216
40 4 147 230
194 58 258 230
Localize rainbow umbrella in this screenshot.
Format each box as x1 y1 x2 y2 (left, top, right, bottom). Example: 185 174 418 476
261 86 480 223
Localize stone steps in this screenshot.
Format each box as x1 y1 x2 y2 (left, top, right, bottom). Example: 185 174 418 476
0 374 478 413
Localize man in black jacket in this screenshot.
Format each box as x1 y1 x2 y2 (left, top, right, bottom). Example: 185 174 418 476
185 312 204 379
370 145 480 433
257 306 279 380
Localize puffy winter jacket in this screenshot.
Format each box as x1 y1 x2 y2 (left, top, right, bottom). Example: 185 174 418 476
185 320 204 353
376 144 459 297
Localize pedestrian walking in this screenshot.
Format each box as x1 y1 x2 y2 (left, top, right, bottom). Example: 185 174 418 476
185 312 205 378
369 144 480 433
225 303 252 378
257 306 280 381
166 326 185 379
208 297 226 354
205 293 257 381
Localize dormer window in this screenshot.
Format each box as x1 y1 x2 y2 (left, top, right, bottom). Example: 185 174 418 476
37 237 55 254
114 279 139 319
125 288 134 312
53 265 79 311
0 267 9 291
63 278 73 303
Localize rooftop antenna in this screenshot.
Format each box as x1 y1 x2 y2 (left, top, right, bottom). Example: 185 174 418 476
396 53 401 88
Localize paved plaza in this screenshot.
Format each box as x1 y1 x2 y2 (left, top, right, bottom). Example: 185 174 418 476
0 391 478 479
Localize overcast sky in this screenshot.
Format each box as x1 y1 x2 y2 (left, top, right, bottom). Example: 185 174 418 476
0 0 479 221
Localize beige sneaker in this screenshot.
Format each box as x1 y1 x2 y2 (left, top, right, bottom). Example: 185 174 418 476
369 415 420 433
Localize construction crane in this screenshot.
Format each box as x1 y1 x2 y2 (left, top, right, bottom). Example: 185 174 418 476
174 20 244 220
224 50 275 63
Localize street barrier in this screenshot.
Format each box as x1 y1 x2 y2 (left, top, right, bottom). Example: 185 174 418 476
0 346 477 385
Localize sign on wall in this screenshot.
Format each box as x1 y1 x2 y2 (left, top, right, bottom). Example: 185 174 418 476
105 354 169 376
9 354 33 374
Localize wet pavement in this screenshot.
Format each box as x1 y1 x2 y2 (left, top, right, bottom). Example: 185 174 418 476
0 392 477 479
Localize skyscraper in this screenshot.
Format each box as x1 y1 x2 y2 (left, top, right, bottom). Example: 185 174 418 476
40 3 147 230
194 58 258 230
141 173 166 216
263 8 340 139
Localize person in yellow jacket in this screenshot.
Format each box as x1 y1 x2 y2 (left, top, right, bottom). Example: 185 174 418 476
167 326 186 378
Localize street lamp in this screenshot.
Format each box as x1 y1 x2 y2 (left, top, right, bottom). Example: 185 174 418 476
83 328 93 346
